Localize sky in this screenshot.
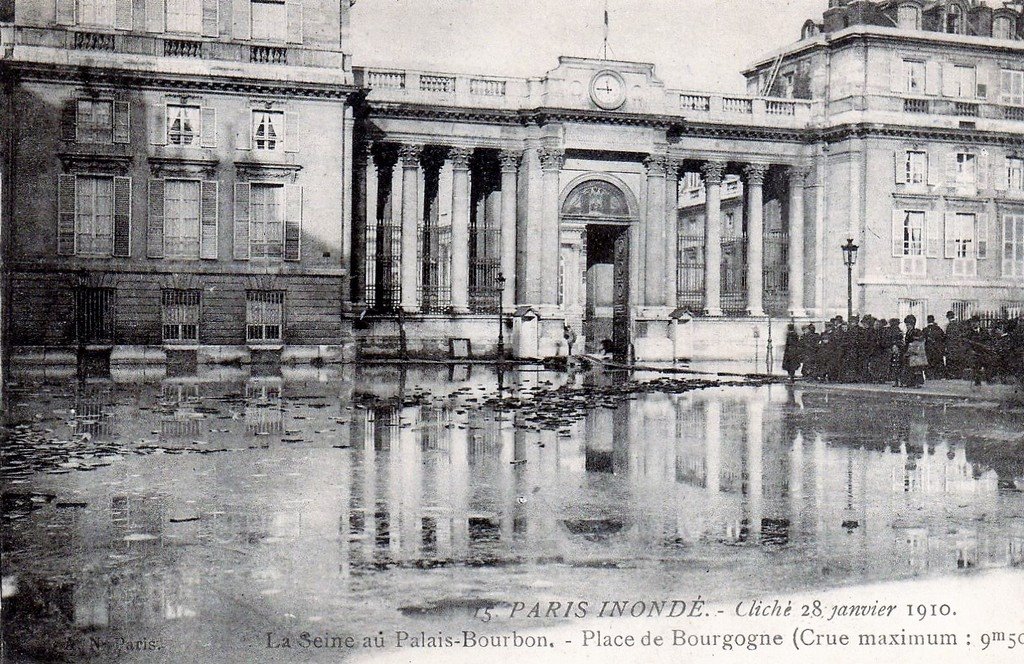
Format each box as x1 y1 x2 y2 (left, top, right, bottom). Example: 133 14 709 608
349 0 829 92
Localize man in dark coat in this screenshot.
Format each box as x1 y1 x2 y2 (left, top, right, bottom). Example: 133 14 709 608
887 318 904 386
801 323 821 379
923 314 946 379
944 310 968 379
829 318 847 382
819 321 836 381
782 323 802 380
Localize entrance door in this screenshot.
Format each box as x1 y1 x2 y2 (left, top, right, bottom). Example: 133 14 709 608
611 227 630 359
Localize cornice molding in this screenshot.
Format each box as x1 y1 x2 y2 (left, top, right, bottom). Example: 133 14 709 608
58 152 133 174
818 122 1024 146
234 160 303 182
148 156 220 178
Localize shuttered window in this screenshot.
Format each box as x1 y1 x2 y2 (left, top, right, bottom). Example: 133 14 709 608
166 0 202 33
246 291 284 342
1004 214 1024 278
902 211 925 257
167 105 200 146
250 183 284 258
78 0 116 26
1009 158 1024 191
76 176 114 257
162 289 200 342
955 153 977 186
252 110 283 151
77 100 113 144
251 0 286 41
1002 70 1024 106
906 151 927 184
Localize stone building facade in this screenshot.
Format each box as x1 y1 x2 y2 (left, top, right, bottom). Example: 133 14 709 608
2 0 1023 369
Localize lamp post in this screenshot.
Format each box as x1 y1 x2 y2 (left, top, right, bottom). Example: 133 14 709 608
841 238 859 323
495 272 506 363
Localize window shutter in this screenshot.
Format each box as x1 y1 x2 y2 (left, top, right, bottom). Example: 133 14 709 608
891 210 904 257
200 106 217 148
890 55 904 93
1003 216 1014 277
284 111 298 153
145 0 166 32
977 213 989 259
993 155 1008 191
927 151 941 186
944 212 957 258
942 63 958 97
202 0 220 38
977 151 989 190
113 100 130 144
151 104 167 146
925 61 941 95
200 180 219 260
58 175 77 256
284 184 302 261
286 0 303 44
61 99 78 142
926 211 942 258
55 0 75 25
115 0 133 30
112 177 132 257
233 183 251 260
894 150 906 184
236 111 251 150
945 151 957 185
976 66 988 100
147 179 165 258
233 0 251 40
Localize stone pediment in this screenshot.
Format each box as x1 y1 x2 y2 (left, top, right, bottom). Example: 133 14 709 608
539 56 667 115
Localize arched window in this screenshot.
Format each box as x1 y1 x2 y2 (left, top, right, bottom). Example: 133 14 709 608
993 14 1014 40
897 3 921 30
801 19 819 40
561 180 632 221
946 3 964 34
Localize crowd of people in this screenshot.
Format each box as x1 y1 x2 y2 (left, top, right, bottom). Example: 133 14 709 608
781 311 1024 388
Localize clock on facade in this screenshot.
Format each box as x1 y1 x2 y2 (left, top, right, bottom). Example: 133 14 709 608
589 70 626 110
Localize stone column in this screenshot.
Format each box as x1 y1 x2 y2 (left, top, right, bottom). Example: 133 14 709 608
499 150 520 312
788 165 809 317
449 147 473 313
351 143 375 307
702 161 727 316
664 159 680 309
643 154 668 306
744 163 769 317
538 149 564 306
399 144 422 313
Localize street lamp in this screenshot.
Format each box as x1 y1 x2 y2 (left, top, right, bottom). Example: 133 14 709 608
841 238 859 323
495 272 507 363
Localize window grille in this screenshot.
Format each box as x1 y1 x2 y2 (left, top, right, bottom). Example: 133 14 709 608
77 287 115 344
246 291 284 342
676 217 705 311
162 289 200 342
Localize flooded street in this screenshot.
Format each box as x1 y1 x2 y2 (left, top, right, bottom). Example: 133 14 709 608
2 366 1023 663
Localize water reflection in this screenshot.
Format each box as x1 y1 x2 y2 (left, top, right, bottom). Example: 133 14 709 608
1 367 1022 661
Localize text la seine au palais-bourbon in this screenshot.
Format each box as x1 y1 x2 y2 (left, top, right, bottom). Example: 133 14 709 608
264 597 1023 655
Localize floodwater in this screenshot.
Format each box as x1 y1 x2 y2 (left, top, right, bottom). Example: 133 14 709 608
1 365 1023 663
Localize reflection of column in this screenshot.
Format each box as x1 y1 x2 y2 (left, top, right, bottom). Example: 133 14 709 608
498 414 514 549
789 166 809 317
789 431 804 535
399 144 423 312
352 142 372 306
450 408 469 558
702 161 726 316
361 410 377 562
813 433 826 539
744 164 769 317
644 154 668 306
745 398 764 540
539 149 564 306
450 147 473 313
664 159 680 308
338 447 352 579
499 151 520 311
704 400 721 495
400 406 422 559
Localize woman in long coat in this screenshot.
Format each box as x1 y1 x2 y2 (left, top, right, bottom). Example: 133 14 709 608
782 323 802 380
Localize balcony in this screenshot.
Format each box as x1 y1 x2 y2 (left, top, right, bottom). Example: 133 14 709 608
955 102 979 117
163 38 202 58
250 45 287 64
72 31 116 51
366 70 406 89
680 94 711 111
420 74 455 93
723 97 753 114
904 98 930 114
469 78 506 97
1005 106 1024 121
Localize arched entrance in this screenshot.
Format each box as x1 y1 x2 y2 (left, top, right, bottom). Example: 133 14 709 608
560 178 636 358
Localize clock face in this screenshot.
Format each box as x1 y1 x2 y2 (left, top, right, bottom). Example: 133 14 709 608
590 71 626 110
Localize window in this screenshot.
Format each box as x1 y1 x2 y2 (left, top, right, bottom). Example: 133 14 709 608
250 183 284 258
951 300 975 320
901 211 925 257
78 0 115 27
1004 214 1024 277
167 105 200 146
166 0 202 33
251 0 287 42
905 60 925 93
897 4 921 30
955 152 977 186
951 65 976 98
164 180 201 259
946 4 963 34
1002 69 1024 106
1009 157 1024 190
898 298 927 324
162 290 200 342
906 151 927 184
947 213 975 259
993 16 1013 40
77 100 113 144
252 110 283 151
246 291 283 341
76 176 114 257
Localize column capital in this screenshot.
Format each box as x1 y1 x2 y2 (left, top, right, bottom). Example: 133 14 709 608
643 154 670 177
789 163 812 184
701 160 727 186
538 148 564 172
354 141 375 166
448 146 473 170
398 143 423 167
666 157 683 177
498 149 521 173
743 163 770 186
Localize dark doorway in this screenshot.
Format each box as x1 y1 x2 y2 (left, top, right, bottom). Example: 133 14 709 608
584 224 630 357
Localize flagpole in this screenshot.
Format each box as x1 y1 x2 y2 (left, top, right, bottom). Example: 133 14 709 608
603 1 609 60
